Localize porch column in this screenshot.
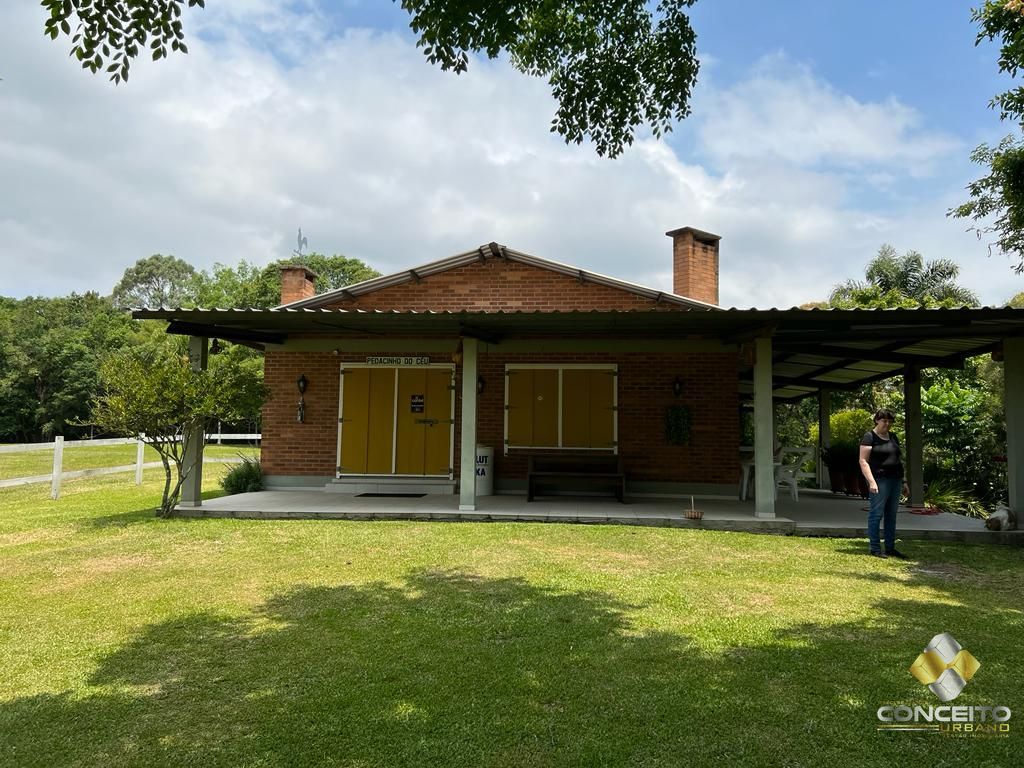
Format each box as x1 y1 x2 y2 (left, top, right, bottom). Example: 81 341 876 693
817 388 831 490
753 335 775 518
459 337 479 511
903 364 924 509
179 335 208 507
1006 338 1024 516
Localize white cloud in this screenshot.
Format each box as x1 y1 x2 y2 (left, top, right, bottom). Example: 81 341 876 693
698 53 960 174
1 1 1017 311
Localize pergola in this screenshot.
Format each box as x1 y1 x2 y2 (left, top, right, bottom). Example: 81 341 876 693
136 305 1024 518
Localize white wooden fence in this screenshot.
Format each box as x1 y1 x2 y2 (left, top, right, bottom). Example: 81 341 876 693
0 434 261 498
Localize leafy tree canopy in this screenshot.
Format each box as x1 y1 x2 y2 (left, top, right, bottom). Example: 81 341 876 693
828 244 980 309
91 337 264 515
0 293 133 441
111 253 197 309
193 253 381 308
41 0 700 158
949 1 1024 273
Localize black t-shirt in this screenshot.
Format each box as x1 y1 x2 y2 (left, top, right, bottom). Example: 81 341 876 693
860 430 904 479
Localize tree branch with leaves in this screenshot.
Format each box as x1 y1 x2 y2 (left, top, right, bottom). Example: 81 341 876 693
949 1 1024 273
41 0 700 158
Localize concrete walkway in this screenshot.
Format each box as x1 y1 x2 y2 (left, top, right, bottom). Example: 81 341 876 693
179 488 1021 545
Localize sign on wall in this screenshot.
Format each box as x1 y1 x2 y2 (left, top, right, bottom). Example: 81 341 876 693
365 356 431 366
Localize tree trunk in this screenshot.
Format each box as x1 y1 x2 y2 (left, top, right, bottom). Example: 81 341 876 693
158 451 174 517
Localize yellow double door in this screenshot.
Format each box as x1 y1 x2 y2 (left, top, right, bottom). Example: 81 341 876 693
338 367 453 476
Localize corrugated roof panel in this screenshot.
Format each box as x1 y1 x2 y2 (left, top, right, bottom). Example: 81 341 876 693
785 354 845 366
774 364 823 377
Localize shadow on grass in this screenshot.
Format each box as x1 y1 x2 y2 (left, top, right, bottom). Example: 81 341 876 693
82 489 230 530
0 569 1016 768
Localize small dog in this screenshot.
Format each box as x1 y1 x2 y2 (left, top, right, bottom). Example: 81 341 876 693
985 503 1017 531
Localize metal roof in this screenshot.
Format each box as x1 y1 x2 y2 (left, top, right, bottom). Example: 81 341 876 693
133 306 1024 403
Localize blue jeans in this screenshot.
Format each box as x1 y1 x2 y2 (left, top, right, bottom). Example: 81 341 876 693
868 476 901 553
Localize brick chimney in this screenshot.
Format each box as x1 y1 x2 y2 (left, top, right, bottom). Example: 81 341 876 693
666 227 720 306
279 265 318 305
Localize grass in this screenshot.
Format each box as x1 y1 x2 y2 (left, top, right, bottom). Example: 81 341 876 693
0 474 1020 767
0 443 259 480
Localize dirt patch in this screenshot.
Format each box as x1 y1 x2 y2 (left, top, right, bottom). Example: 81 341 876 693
0 529 57 547
80 553 157 575
36 553 159 594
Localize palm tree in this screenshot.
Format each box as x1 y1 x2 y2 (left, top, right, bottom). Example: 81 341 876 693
829 245 980 307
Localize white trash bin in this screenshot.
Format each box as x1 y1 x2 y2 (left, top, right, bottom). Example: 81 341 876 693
475 445 494 496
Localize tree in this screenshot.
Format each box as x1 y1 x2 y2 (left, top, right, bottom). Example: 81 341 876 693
949 1 1024 273
91 338 264 516
111 253 197 309
0 293 134 441
828 244 980 308
193 253 381 309
41 0 700 158
820 246 1007 508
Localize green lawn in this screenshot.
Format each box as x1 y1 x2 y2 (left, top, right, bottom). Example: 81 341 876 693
0 475 1020 767
0 443 259 480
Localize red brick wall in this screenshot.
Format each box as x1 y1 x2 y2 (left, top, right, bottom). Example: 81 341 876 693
670 231 719 305
262 349 740 485
477 351 739 484
322 259 681 312
280 267 317 305
262 351 340 476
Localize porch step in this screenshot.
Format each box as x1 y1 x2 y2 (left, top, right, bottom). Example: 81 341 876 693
325 476 456 496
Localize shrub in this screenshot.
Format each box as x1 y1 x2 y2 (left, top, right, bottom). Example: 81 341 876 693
924 478 987 518
221 455 263 495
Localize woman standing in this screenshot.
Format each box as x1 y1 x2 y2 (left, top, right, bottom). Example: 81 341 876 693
859 409 910 558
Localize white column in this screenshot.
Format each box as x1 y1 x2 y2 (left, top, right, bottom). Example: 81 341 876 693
179 336 208 507
50 435 64 500
753 335 775 518
1006 338 1024 516
903 364 924 508
135 434 145 485
817 388 831 490
459 338 479 511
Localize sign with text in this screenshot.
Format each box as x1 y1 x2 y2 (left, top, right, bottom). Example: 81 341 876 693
410 394 425 413
365 357 430 366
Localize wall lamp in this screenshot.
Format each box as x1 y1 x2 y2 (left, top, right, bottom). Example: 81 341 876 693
477 376 486 395
672 376 684 398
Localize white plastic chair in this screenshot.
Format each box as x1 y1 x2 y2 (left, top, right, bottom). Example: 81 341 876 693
775 447 812 501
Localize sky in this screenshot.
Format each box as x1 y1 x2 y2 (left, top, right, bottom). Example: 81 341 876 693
2 0 1023 308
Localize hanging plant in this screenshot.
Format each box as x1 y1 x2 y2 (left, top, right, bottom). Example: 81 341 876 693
665 405 692 446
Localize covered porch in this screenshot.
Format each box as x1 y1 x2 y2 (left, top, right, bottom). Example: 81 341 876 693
137 305 1024 525
179 488 1020 544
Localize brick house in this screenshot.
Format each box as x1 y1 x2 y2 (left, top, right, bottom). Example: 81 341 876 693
137 227 1024 520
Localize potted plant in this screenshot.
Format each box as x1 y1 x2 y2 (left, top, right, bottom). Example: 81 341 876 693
818 409 873 497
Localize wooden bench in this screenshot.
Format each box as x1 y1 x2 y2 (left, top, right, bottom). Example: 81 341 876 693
527 455 625 503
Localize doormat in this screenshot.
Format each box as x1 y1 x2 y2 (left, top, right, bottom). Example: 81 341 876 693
356 493 427 498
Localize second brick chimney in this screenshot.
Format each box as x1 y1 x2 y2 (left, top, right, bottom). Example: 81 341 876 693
666 227 720 306
279 265 318 305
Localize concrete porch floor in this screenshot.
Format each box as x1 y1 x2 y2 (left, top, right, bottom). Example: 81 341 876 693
179 488 1022 545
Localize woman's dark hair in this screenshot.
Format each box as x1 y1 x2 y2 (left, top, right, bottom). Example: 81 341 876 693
873 409 895 423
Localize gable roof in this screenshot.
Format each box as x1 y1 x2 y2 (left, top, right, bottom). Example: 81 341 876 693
278 242 719 312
